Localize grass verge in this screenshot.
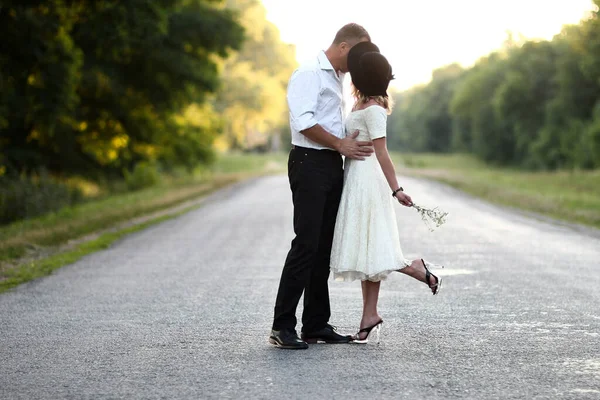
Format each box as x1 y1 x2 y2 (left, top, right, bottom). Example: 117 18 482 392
0 213 181 293
0 152 287 293
4 150 596 292
395 153 600 229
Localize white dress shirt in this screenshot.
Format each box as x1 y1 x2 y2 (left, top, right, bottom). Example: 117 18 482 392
286 51 345 150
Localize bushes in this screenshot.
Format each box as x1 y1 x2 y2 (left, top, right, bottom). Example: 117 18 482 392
0 162 164 225
0 159 198 225
123 162 162 191
0 173 83 225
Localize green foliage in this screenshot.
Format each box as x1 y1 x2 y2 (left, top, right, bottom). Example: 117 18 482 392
123 162 162 191
388 63 464 153
212 0 297 151
0 0 244 179
389 4 600 170
0 173 83 225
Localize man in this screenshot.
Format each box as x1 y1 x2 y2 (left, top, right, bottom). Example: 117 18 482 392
269 23 374 349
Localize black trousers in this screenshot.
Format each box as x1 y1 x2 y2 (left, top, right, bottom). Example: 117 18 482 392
272 146 344 332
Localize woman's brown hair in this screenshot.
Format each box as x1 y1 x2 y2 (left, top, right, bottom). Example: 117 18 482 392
352 85 394 114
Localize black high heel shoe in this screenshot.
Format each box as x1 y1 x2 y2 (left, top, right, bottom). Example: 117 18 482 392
352 320 383 344
422 258 442 295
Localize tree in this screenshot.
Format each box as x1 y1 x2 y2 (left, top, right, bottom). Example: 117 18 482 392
212 0 296 151
389 4 600 171
388 64 464 153
491 40 559 166
0 1 244 178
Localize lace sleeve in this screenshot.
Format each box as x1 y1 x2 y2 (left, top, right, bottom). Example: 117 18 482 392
364 106 388 140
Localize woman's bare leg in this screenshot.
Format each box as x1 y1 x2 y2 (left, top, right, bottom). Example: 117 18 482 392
358 280 383 339
398 259 438 294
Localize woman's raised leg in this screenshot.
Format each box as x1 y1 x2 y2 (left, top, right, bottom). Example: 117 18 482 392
398 259 441 295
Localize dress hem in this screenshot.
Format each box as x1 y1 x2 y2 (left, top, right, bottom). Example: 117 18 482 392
331 260 412 282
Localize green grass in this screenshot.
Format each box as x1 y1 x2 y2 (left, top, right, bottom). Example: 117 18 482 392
210 151 288 174
0 152 288 292
0 176 236 261
9 149 592 293
0 213 180 293
394 152 600 229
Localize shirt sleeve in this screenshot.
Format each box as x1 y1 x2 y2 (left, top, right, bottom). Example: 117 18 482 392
365 106 388 139
287 70 320 132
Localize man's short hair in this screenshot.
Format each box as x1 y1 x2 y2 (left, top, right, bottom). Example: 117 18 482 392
333 23 370 44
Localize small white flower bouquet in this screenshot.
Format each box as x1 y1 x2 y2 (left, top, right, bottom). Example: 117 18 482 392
411 203 448 232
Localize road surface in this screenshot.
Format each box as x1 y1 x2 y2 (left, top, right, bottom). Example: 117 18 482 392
1 174 599 399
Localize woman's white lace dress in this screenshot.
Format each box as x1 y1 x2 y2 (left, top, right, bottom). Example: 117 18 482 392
330 105 411 282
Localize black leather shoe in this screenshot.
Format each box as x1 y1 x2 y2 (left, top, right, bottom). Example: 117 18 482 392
269 329 309 350
301 324 352 344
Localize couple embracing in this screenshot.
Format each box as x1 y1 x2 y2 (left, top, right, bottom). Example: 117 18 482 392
270 23 442 350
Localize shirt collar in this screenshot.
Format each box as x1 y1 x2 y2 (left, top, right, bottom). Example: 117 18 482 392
318 51 335 71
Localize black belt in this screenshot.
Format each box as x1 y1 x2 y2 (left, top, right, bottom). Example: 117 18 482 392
291 145 337 153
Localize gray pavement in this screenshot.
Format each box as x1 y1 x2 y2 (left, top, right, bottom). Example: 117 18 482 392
1 174 600 399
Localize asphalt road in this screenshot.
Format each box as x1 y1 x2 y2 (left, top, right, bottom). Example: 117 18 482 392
1 174 600 399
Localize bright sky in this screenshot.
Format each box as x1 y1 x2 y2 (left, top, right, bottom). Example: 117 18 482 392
261 0 597 91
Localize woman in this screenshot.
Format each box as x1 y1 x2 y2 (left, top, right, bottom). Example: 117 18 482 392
330 42 442 344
